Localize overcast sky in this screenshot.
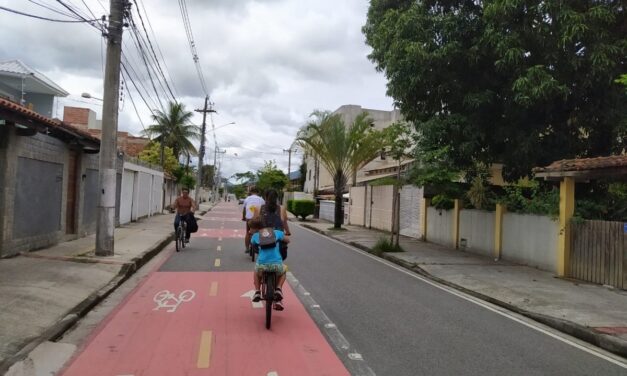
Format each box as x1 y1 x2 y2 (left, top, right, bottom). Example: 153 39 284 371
0 0 393 179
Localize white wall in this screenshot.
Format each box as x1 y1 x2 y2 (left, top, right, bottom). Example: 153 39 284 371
369 185 394 232
320 200 343 223
427 207 453 247
459 209 495 257
502 213 558 271
120 161 164 224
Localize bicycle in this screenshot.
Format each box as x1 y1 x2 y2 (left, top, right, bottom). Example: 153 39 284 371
248 243 258 262
175 216 187 252
260 270 278 329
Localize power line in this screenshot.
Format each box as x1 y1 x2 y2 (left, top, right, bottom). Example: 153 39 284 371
26 0 79 19
178 0 209 96
0 5 100 22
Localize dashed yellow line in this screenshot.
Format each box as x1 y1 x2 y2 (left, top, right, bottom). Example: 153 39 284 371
209 282 218 296
197 331 213 368
214 258 221 267
217 245 222 252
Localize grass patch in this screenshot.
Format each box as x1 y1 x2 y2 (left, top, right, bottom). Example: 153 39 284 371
371 237 404 256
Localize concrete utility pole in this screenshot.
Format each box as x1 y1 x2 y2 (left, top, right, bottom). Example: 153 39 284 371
283 147 294 190
213 148 226 200
96 0 127 256
194 96 215 204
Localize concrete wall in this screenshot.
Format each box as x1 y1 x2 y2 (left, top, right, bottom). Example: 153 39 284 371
349 186 366 226
427 207 454 247
369 185 394 232
0 129 70 256
459 209 495 257
119 160 164 225
502 213 558 271
399 185 423 239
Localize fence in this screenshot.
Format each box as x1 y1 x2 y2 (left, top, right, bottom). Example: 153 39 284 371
570 220 625 289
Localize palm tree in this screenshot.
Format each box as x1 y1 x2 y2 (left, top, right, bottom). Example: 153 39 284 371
143 101 200 165
297 110 383 228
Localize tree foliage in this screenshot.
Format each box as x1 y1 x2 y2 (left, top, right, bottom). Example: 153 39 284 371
364 0 627 181
142 101 200 161
200 165 215 188
297 110 384 228
256 161 288 192
138 142 178 174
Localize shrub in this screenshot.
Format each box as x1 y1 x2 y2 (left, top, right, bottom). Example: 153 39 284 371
290 200 315 220
287 199 294 213
431 194 455 210
371 237 404 256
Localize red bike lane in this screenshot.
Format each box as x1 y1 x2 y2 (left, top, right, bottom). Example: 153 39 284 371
60 204 349 376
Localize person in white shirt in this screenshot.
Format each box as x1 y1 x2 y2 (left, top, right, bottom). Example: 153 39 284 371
242 187 265 252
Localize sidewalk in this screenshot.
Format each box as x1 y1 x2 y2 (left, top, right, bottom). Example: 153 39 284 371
300 219 627 358
0 203 214 373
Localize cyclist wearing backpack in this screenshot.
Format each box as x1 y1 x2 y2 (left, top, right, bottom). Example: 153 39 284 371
257 189 290 259
249 217 289 311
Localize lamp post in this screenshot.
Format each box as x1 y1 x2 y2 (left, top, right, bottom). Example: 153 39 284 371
81 92 103 101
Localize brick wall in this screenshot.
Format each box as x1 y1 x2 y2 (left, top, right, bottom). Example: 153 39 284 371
63 106 91 126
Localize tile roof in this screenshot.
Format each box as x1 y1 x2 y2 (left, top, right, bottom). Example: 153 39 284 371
0 59 69 96
534 155 627 173
0 97 100 144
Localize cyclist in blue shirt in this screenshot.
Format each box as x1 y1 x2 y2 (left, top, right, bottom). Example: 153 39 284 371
249 217 289 311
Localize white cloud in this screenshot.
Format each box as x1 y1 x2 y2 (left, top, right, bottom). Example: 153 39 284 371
0 0 392 178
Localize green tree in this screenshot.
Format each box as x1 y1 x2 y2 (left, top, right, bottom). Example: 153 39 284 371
143 101 201 163
384 122 413 245
364 1 627 181
256 161 288 192
232 171 256 184
138 142 178 174
297 110 383 228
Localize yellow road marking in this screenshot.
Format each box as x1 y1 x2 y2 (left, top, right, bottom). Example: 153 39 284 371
210 282 218 296
218 237 222 241
217 245 222 252
197 331 213 368
214 258 221 267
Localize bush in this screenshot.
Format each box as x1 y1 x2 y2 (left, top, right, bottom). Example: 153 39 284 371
287 199 294 213
371 237 404 256
431 194 455 210
290 200 315 220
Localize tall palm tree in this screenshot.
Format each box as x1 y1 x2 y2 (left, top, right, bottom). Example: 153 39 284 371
297 110 383 228
143 102 200 164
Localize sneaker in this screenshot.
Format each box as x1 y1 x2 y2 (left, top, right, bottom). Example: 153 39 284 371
273 301 284 311
274 288 283 301
252 290 261 302
185 237 190 243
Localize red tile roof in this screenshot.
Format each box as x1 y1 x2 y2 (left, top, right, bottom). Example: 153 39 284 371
0 97 100 144
534 155 627 173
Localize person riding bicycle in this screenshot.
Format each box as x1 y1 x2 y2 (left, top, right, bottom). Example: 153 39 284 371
255 189 290 259
173 187 196 243
242 187 265 253
249 217 289 311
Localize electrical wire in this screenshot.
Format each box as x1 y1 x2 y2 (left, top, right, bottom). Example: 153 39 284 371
0 5 100 22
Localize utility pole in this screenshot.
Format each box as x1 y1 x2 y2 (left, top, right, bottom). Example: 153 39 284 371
194 96 215 204
283 147 294 190
213 148 226 201
96 0 127 256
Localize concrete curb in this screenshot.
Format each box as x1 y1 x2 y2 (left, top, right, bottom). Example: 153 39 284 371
0 232 175 374
300 223 627 359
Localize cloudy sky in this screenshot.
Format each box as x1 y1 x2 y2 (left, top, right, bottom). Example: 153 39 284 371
0 0 393 179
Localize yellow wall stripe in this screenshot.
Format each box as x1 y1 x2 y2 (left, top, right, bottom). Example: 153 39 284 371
209 282 218 296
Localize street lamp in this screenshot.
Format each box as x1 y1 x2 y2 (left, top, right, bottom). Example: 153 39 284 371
81 92 103 101
211 121 235 132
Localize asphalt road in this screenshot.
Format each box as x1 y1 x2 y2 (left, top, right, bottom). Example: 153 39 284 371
155 203 627 376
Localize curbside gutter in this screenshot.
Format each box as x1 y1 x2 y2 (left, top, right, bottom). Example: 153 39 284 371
301 223 627 359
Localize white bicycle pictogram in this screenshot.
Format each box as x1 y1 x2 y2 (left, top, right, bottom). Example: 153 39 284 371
153 289 196 312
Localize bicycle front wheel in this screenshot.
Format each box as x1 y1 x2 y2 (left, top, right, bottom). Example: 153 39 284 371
175 227 182 252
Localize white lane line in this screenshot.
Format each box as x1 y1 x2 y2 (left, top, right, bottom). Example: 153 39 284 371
241 289 264 309
298 225 627 368
267 372 279 376
217 245 222 252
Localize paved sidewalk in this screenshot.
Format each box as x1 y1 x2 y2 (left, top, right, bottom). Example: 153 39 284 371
0 203 214 373
299 219 627 358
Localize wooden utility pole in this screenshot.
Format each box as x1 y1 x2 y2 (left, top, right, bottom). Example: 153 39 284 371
194 96 215 203
213 148 226 200
96 0 126 256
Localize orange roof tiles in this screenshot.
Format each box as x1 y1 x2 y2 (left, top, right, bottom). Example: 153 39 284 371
534 155 627 173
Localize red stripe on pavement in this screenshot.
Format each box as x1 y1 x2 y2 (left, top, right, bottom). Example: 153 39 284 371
61 272 349 376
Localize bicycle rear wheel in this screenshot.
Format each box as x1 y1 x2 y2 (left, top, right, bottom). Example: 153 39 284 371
264 273 275 330
250 244 255 262
182 222 187 249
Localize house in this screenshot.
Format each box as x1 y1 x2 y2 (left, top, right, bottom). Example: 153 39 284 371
302 104 411 194
287 170 302 191
0 59 68 118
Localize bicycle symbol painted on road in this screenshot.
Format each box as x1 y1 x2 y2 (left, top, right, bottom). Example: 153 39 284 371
153 289 196 312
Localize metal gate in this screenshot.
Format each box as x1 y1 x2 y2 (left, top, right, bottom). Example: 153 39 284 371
569 220 626 289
